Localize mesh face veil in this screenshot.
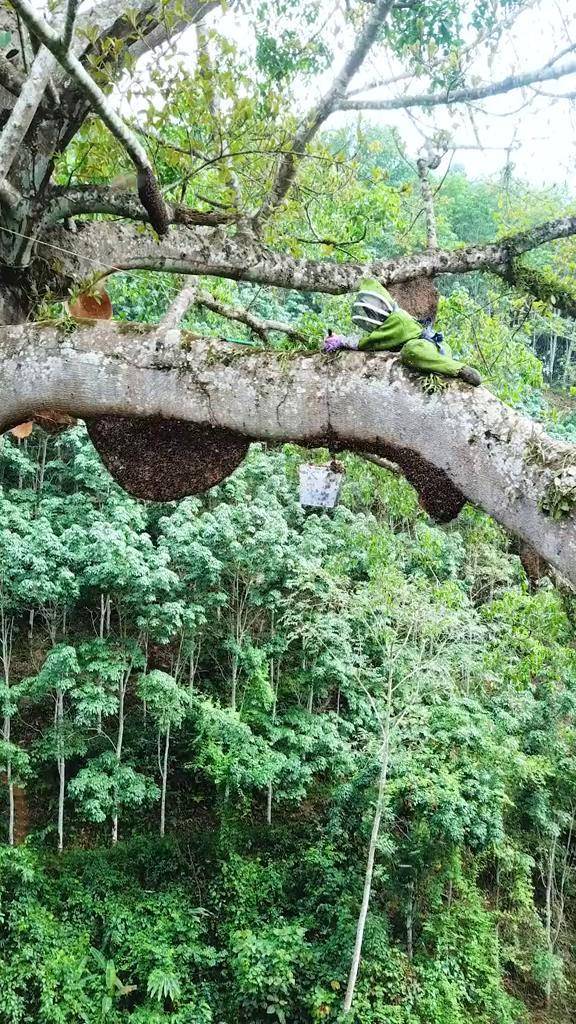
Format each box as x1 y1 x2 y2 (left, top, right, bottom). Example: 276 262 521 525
351 279 398 332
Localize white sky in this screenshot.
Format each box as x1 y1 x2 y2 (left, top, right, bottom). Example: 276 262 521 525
120 0 576 190
183 0 576 190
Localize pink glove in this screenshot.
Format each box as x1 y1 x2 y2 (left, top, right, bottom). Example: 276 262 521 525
323 334 358 353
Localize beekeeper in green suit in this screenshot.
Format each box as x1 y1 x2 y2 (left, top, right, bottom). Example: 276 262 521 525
323 278 481 386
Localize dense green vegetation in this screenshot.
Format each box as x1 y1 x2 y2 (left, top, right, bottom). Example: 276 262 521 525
2 350 576 1023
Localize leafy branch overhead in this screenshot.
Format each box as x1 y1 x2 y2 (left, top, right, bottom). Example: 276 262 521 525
0 0 575 305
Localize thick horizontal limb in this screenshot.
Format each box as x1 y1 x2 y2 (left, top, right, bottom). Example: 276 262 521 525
42 213 576 314
2 321 576 584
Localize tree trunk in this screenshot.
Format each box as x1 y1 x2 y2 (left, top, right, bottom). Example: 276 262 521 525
406 881 414 961
0 608 14 846
36 434 48 494
544 837 557 1009
417 157 439 250
343 676 393 1015
563 335 575 385
5 757 14 847
57 754 65 853
112 672 127 845
549 329 558 382
56 687 65 853
160 722 170 837
230 655 237 713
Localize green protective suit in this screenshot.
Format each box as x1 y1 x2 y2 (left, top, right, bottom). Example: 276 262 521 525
355 278 465 378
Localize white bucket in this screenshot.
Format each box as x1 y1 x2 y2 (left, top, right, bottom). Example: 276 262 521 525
299 463 343 509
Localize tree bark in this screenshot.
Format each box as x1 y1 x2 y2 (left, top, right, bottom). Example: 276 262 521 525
0 608 14 846
160 722 170 838
112 669 128 845
41 214 576 309
2 323 576 584
343 700 392 1013
544 837 557 1008
340 55 576 112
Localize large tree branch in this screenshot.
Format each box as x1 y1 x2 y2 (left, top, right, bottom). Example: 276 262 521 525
346 3 544 99
0 44 59 186
42 185 237 227
341 56 576 111
256 0 395 224
10 0 170 235
498 260 576 320
126 0 220 60
43 213 576 313
58 0 216 68
2 321 576 584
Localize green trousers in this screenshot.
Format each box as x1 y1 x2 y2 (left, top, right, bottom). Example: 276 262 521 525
400 338 464 377
358 312 464 378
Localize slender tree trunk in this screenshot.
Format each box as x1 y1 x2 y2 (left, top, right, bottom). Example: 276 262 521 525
406 881 414 961
160 722 170 837
1 608 14 846
548 328 558 382
57 754 66 853
266 652 279 826
5 758 14 847
563 335 575 385
17 438 27 490
189 647 194 691
36 434 48 493
343 678 392 1015
417 157 439 250
112 672 127 845
231 655 238 713
544 837 557 1009
56 688 65 852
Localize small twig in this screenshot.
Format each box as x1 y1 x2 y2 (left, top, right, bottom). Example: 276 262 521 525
359 453 401 475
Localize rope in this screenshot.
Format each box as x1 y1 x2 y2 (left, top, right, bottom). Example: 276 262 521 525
0 224 122 273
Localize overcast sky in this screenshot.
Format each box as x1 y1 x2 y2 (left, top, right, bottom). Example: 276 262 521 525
125 0 576 190
203 0 576 189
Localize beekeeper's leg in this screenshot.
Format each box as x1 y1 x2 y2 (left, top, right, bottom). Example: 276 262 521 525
401 338 463 377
